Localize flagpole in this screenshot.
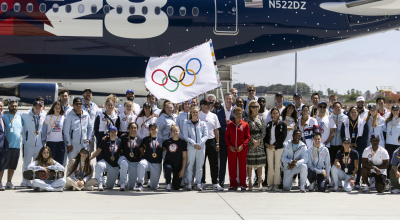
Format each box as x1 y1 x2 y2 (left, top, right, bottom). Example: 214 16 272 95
219 86 228 119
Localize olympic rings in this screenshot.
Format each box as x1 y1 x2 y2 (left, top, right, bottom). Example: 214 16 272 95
180 69 196 87
186 58 202 76
168 66 185 83
152 69 168 86
162 76 179 92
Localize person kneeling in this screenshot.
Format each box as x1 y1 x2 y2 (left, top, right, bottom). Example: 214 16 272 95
27 146 66 192
331 137 358 192
361 134 390 193
136 123 163 191
66 147 96 191
281 130 308 192
163 125 187 191
90 126 122 191
306 132 331 192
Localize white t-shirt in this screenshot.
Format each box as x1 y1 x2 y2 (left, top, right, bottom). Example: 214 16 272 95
283 116 296 143
117 102 141 117
118 111 137 132
136 115 157 139
259 110 269 123
43 114 65 142
199 111 221 139
315 115 336 148
362 146 390 176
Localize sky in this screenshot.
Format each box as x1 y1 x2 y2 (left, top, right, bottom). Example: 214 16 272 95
232 30 400 95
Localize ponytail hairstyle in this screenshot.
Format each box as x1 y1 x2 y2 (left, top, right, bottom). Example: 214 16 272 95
35 146 55 167
170 123 179 133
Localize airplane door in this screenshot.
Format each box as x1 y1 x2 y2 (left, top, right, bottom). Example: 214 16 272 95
214 0 238 34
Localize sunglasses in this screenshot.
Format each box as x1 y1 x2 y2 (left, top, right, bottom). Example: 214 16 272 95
74 103 82 106
319 106 327 109
248 90 255 92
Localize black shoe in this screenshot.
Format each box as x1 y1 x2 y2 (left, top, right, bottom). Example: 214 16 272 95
241 186 246 191
228 187 236 191
262 180 268 187
278 183 283 189
219 183 224 188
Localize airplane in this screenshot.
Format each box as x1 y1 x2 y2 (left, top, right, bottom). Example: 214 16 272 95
0 0 399 104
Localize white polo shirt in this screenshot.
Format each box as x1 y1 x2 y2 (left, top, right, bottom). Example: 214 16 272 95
362 146 390 176
199 111 221 140
315 115 336 148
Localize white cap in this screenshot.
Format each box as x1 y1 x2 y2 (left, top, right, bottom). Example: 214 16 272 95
356 96 365 102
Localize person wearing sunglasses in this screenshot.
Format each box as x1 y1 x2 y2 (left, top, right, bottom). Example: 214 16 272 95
243 85 258 115
309 93 329 117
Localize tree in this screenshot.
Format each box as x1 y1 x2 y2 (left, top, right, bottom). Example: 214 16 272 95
297 82 311 95
317 90 324 97
327 88 335 96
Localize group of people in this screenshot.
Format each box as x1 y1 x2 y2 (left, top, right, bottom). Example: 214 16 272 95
0 85 399 194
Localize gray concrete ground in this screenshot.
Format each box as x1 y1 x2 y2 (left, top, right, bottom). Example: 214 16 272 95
0 154 398 220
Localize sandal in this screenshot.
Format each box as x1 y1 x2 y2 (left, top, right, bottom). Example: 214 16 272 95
258 177 263 191
248 179 253 191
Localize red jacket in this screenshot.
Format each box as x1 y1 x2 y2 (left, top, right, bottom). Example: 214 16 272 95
225 119 250 149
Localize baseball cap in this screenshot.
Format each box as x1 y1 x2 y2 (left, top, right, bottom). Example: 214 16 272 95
275 92 283 97
318 101 327 107
32 101 42 107
126 89 134 95
368 104 377 110
356 96 365 102
392 105 400 110
370 134 379 140
83 88 92 93
109 126 118 132
143 102 151 108
200 99 212 106
73 97 82 104
293 92 302 98
342 137 350 143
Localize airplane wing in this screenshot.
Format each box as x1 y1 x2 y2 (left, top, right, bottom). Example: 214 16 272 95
320 0 400 16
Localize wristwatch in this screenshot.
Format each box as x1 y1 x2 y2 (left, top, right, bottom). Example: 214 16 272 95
216 142 219 145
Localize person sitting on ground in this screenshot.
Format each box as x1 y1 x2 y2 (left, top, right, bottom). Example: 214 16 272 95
65 147 96 191
27 146 66 192
361 134 390 193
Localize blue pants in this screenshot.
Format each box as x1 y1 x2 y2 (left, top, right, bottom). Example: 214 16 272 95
307 168 327 192
164 161 182 190
46 141 65 166
218 143 228 185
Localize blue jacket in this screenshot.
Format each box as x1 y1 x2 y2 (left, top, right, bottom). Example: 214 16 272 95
176 111 190 139
217 108 235 147
183 119 208 149
281 140 308 171
21 109 46 147
0 115 8 150
156 113 176 144
81 99 101 137
63 110 93 146
306 144 331 178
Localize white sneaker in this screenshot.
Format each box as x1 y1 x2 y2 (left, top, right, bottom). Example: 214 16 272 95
292 178 297 186
308 182 315 192
26 180 32 188
201 183 206 190
300 185 306 193
338 181 343 188
213 184 224 191
20 179 27 187
0 182 4 191
266 185 273 191
54 187 64 192
187 184 192 191
98 183 104 191
135 183 143 191
6 182 15 190
102 176 107 186
120 182 126 191
273 185 281 192
166 184 171 192
355 184 360 190
332 186 338 192
197 183 203 191
385 179 391 192
370 177 376 189
147 180 151 188
363 185 370 193
116 179 121 187
391 189 399 194
84 186 94 191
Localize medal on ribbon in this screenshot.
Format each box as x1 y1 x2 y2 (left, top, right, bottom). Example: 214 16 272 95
129 136 137 157
151 137 158 158
110 140 116 161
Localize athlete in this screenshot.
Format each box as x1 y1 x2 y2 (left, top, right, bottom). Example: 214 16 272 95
329 102 348 172
117 89 141 116
365 105 386 148
356 96 369 119
265 92 286 124
116 101 137 137
376 97 390 119
147 94 161 116
81 88 101 153
327 95 345 115
156 100 176 144
58 89 73 115
66 147 96 191
293 93 304 119
309 93 329 117
176 100 191 139
136 102 157 139
281 103 298 144
243 85 258 115
298 105 319 147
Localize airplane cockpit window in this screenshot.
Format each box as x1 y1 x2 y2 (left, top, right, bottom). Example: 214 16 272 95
26 3 33 12
155 6 160 15
167 6 173 16
179 6 186 16
14 3 20 12
39 3 46 13
117 5 122 14
192 7 199 16
66 4 71 13
91 4 97 14
103 5 110 14
53 3 59 13
129 5 135 14
78 4 84 13
142 6 148 15
1 2 6 12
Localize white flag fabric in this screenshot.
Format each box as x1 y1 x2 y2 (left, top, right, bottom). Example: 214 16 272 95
145 41 220 103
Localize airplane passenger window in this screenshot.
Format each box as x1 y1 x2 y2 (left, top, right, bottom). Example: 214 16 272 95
78 4 84 13
179 6 186 16
155 6 160 15
129 5 135 14
192 7 199 16
1 2 7 12
167 6 173 16
103 5 110 14
14 3 20 12
142 6 148 15
66 4 71 13
91 4 97 14
53 3 59 13
26 3 33 12
117 5 122 14
39 3 46 13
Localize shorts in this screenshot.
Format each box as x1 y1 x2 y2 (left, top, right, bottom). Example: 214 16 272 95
329 145 341 164
368 173 387 186
2 148 20 170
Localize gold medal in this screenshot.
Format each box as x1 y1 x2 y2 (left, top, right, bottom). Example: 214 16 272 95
35 131 39 136
152 153 157 158
110 156 115 161
130 152 134 157
78 178 83 181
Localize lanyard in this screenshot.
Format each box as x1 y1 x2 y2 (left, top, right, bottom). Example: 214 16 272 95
312 145 319 165
350 119 358 131
7 113 16 126
142 116 152 128
49 115 59 134
317 115 325 123
344 151 350 168
300 116 308 133
125 114 133 125
79 161 85 178
85 103 91 115
151 137 158 154
391 118 400 132
370 147 378 159
33 115 39 133
285 116 291 125
129 136 137 153
333 115 342 128
312 108 318 117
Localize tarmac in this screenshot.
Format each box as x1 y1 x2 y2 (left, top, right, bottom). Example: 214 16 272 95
0 153 399 220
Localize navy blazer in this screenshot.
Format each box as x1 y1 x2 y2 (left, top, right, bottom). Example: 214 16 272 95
0 115 8 150
217 108 235 147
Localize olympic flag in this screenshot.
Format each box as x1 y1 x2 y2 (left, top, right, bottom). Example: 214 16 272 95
144 40 221 104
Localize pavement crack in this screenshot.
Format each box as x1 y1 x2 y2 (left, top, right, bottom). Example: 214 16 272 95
215 191 244 220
